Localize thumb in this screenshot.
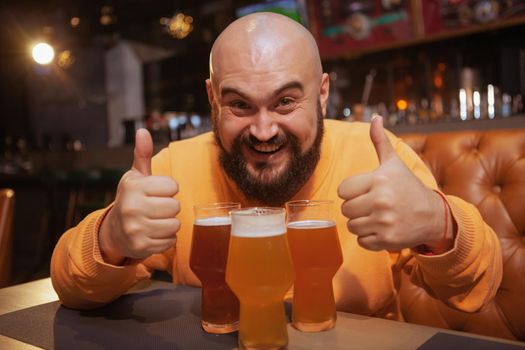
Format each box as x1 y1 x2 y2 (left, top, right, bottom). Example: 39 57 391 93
132 128 153 176
370 114 395 164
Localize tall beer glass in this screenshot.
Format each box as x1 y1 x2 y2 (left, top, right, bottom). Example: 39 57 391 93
285 200 343 332
190 202 240 334
226 207 294 350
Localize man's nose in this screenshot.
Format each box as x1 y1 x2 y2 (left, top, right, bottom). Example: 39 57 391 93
249 109 279 142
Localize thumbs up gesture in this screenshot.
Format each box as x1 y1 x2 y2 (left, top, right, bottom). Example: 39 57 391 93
98 129 180 265
337 116 450 252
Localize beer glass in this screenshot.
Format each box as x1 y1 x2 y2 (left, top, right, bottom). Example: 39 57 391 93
190 202 241 334
226 207 294 350
285 200 343 332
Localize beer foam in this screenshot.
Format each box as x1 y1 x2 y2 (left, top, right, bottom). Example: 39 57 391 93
194 216 231 226
287 220 335 229
231 208 286 237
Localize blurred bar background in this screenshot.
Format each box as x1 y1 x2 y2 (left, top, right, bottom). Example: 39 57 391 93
0 0 524 286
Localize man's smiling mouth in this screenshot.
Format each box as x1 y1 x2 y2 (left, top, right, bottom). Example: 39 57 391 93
252 143 283 153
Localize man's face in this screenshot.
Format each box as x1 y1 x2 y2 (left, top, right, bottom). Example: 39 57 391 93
213 100 324 206
206 24 330 205
208 65 329 205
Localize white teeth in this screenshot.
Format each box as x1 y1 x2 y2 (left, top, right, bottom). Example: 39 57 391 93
254 144 281 153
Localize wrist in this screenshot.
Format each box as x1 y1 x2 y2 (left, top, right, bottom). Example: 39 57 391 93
415 191 455 255
98 208 126 265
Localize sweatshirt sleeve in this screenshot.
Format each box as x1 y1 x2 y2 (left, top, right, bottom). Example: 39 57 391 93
50 146 175 310
50 207 152 309
409 195 502 312
393 138 503 312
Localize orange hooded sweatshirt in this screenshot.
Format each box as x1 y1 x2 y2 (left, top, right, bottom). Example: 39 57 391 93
50 120 502 320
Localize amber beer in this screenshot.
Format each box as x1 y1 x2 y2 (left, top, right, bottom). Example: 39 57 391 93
189 202 240 334
226 208 294 350
286 200 343 332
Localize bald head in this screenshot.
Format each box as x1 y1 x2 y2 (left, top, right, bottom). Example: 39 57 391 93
205 13 330 206
209 12 322 86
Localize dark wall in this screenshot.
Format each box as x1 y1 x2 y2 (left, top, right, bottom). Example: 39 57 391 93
0 7 32 151
27 42 109 151
0 4 109 152
144 48 211 116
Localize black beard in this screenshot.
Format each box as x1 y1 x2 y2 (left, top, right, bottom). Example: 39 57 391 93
213 104 324 206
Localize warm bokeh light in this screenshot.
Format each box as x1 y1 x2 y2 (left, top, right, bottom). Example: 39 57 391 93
162 13 194 39
57 50 75 68
31 43 55 65
396 99 408 111
100 5 115 25
100 14 113 26
433 75 443 88
70 17 81 27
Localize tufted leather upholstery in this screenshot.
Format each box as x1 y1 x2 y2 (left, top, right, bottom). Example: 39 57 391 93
398 129 525 341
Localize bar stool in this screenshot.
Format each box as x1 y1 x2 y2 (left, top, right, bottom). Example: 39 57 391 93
64 169 123 229
0 188 15 288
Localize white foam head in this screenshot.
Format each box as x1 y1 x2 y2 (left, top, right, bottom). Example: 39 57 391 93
287 220 335 229
231 207 286 237
194 216 231 226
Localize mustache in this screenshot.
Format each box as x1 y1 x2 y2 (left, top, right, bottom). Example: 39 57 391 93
239 133 289 148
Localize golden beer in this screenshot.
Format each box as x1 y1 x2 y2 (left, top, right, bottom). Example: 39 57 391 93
190 203 240 334
226 208 294 350
286 200 343 332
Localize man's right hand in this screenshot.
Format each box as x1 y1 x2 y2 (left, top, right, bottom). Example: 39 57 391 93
98 128 180 265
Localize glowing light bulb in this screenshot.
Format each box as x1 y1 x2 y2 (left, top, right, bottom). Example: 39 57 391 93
32 43 55 65
459 89 467 120
396 99 408 111
487 84 495 119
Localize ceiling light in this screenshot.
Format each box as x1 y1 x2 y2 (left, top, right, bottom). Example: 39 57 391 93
32 42 55 65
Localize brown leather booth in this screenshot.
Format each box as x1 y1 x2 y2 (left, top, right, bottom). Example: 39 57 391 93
398 129 525 341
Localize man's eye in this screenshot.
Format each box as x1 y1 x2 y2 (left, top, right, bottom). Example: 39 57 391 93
279 98 292 106
276 97 296 111
230 101 250 110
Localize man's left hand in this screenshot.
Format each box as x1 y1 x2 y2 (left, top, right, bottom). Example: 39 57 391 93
337 115 452 253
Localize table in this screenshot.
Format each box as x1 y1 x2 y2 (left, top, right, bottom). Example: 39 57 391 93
0 278 523 350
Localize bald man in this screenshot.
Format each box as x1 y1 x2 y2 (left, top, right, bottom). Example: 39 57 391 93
51 12 501 327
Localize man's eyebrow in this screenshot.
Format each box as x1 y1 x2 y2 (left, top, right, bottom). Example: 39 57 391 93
273 81 303 97
220 81 304 100
221 87 249 100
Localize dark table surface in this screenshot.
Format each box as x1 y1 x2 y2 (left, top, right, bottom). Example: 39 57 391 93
0 278 524 350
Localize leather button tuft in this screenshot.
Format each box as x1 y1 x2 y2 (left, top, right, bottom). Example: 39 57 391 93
492 185 502 194
385 312 396 320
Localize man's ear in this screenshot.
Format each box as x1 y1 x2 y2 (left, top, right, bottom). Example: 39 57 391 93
205 79 214 106
319 73 330 118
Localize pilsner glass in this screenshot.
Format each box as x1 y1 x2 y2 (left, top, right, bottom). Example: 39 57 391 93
190 202 241 334
285 200 343 332
226 207 294 350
